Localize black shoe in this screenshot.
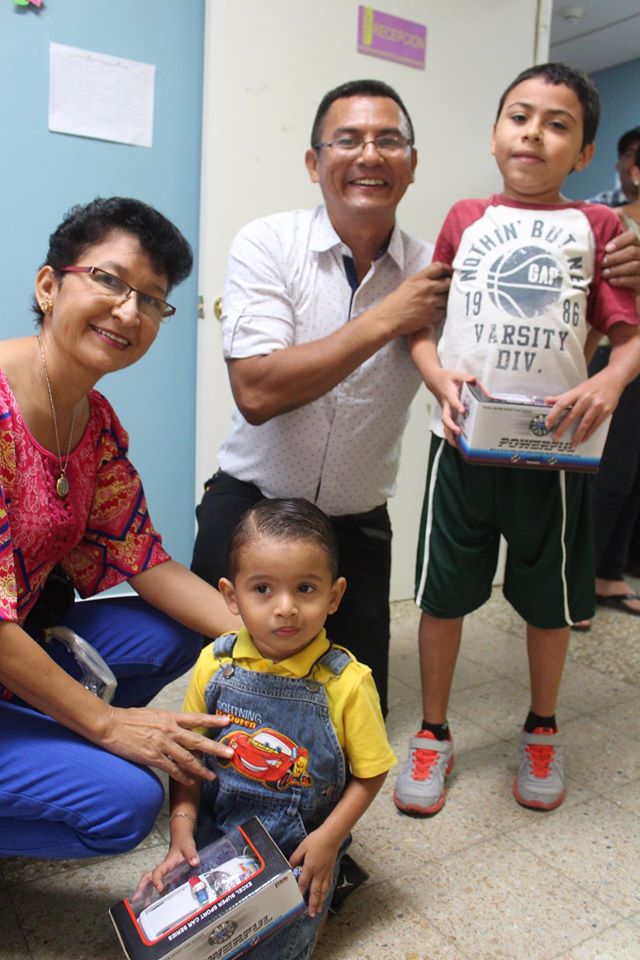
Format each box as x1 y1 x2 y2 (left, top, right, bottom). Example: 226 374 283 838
329 854 369 915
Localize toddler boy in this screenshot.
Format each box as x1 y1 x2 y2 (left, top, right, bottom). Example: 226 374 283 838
149 498 395 958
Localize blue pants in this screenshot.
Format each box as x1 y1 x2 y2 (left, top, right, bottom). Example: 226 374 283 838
0 596 201 859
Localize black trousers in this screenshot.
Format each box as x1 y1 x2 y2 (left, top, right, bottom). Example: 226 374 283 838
191 470 392 715
589 346 640 581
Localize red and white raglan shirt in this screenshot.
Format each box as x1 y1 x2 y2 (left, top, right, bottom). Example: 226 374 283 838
431 194 638 437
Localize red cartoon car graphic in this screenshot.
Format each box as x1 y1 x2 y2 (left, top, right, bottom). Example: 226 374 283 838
220 727 311 790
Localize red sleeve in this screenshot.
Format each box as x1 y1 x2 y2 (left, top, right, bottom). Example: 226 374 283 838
433 198 491 267
582 204 639 334
61 395 169 597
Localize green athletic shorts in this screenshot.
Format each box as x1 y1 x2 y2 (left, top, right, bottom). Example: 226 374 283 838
415 435 595 628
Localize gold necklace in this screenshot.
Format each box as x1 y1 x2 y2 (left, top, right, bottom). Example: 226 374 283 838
37 335 77 498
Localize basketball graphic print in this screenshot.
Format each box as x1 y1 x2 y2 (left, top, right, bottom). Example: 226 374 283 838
487 246 563 318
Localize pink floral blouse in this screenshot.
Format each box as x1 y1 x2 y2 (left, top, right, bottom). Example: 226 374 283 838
0 369 169 626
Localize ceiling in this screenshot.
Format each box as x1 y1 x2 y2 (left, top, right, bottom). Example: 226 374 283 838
549 0 640 74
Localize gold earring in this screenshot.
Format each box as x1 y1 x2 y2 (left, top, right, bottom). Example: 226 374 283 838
40 298 52 314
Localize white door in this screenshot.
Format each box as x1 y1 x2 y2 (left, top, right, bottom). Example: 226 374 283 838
196 0 549 597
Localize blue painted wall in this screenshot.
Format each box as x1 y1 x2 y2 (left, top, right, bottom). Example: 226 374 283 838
568 57 640 201
0 0 205 565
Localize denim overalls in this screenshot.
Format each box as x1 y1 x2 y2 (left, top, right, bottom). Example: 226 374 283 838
198 634 351 960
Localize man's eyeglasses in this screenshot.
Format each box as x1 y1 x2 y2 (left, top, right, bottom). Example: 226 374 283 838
60 266 175 323
312 134 413 156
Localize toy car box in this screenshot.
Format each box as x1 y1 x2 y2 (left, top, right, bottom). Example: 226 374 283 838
455 381 610 473
110 818 305 960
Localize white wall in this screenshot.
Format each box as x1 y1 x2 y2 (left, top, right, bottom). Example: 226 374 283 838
197 0 549 597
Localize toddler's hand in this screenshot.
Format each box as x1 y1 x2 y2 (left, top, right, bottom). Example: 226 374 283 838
289 831 339 918
134 840 200 902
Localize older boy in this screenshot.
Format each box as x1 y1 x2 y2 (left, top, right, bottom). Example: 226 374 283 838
396 63 640 817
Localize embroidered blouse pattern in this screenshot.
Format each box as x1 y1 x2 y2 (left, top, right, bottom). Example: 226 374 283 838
0 370 168 626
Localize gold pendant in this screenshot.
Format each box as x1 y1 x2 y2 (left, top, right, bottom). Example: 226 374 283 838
56 474 70 498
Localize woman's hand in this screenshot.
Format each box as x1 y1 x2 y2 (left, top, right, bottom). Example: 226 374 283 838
97 708 233 785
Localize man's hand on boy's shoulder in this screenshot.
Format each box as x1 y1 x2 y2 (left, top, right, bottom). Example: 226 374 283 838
602 228 640 291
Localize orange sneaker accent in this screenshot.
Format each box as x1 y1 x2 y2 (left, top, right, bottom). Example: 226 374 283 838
411 730 446 780
526 726 557 779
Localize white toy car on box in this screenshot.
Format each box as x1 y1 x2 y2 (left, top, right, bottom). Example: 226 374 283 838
138 856 259 941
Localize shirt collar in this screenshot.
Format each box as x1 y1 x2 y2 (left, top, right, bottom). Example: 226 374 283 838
386 220 405 269
310 204 404 268
232 625 331 676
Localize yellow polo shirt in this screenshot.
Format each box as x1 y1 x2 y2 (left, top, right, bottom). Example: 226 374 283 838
183 627 396 780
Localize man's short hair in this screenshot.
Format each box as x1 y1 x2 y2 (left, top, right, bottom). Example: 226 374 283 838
495 62 600 148
226 498 340 580
310 79 414 147
617 127 640 157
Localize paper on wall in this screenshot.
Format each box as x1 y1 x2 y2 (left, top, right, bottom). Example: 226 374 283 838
48 42 155 148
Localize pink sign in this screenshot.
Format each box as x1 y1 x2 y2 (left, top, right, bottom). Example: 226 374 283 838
357 6 426 70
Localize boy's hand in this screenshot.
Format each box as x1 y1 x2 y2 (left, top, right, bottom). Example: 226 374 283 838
603 229 640 291
430 368 475 446
289 828 340 918
135 840 201 901
545 367 622 445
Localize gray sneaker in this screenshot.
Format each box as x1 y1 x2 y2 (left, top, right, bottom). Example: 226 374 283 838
513 727 565 811
394 730 454 815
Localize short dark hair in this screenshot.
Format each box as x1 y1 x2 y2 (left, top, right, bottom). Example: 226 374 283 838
227 498 339 581
618 127 640 157
495 62 600 148
34 197 193 324
310 78 414 148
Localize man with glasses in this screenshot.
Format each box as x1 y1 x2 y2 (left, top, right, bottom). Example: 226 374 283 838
192 80 446 725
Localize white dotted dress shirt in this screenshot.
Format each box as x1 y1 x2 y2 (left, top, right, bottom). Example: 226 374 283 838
217 205 433 516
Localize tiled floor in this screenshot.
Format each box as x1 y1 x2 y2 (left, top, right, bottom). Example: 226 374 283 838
2 583 640 960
